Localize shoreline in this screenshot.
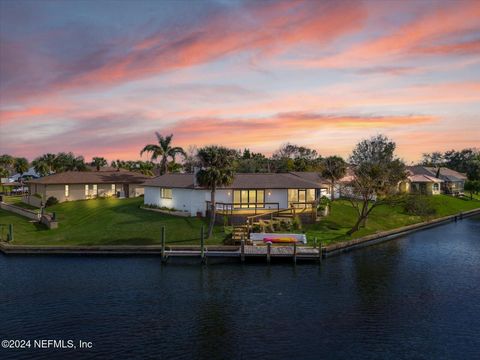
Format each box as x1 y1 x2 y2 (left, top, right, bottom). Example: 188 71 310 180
1 208 479 257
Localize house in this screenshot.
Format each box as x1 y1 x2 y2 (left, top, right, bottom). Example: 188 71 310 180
26 170 151 203
142 172 330 222
400 166 466 195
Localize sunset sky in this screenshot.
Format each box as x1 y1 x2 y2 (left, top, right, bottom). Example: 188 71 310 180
0 0 479 163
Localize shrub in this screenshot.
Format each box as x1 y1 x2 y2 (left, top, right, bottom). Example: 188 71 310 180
292 215 302 230
45 196 59 207
403 195 436 217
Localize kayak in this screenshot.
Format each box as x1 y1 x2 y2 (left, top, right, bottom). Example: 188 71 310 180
263 237 297 243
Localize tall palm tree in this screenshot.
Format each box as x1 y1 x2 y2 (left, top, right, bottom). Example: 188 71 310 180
140 133 185 175
196 146 236 238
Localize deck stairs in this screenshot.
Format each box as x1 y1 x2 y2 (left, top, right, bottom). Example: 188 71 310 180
232 225 249 244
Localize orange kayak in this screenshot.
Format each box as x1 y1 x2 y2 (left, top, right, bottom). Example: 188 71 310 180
263 237 297 243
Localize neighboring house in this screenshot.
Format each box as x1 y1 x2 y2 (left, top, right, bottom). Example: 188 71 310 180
27 170 151 203
9 167 40 182
400 166 466 195
143 172 330 220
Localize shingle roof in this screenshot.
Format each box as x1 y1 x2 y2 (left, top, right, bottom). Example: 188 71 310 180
27 170 151 185
289 172 330 186
408 174 443 183
407 166 467 182
143 172 326 189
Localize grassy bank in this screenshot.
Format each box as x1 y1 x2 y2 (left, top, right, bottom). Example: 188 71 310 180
0 197 224 246
303 195 480 245
0 195 479 246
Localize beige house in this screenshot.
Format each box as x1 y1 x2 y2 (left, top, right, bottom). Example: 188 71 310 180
27 170 151 203
400 174 443 195
398 166 467 195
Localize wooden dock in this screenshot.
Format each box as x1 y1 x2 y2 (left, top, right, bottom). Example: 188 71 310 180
161 244 322 263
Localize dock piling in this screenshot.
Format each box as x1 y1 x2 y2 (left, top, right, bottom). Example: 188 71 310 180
319 242 322 263
267 242 271 264
161 226 166 263
240 238 245 262
200 225 206 264
293 241 297 265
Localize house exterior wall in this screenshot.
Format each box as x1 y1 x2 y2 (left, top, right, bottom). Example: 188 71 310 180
144 187 209 215
144 187 320 217
31 183 143 203
410 182 441 195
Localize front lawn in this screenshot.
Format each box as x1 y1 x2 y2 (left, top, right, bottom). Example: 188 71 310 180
0 197 225 246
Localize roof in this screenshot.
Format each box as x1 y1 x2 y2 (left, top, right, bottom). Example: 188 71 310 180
143 172 327 189
27 170 151 185
407 166 467 182
289 172 330 186
408 174 443 183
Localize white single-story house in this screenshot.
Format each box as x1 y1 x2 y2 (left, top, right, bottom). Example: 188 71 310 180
27 169 151 203
143 172 330 218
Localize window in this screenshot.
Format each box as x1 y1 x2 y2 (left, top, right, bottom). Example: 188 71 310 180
161 188 172 199
232 190 265 208
433 183 439 191
288 189 316 208
93 184 98 196
65 185 69 197
85 184 89 197
111 184 116 193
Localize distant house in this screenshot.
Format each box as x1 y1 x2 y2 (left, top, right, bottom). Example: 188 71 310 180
142 172 330 220
27 170 151 203
400 166 466 195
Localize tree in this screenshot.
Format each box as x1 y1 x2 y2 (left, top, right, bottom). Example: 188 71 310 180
443 148 478 173
464 180 480 199
91 157 108 171
235 149 269 173
14 157 29 175
140 133 186 175
466 159 480 181
271 143 321 172
0 154 14 169
32 153 55 176
53 152 86 172
320 156 347 201
420 152 444 167
0 167 9 179
196 146 236 238
346 135 407 235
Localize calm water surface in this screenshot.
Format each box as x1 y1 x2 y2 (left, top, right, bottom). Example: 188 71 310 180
1 216 480 360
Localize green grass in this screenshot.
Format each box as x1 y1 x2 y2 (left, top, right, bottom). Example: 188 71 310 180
0 194 479 247
303 195 480 245
0 197 225 246
2 195 40 211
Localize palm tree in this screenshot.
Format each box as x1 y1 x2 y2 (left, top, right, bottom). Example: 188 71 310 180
14 157 29 175
0 154 14 169
320 156 347 201
32 153 55 176
140 133 185 175
91 157 107 171
196 146 236 238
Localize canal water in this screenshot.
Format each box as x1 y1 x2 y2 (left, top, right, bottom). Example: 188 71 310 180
1 216 479 360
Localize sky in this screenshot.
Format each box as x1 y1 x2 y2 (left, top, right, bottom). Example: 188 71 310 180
0 0 479 164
